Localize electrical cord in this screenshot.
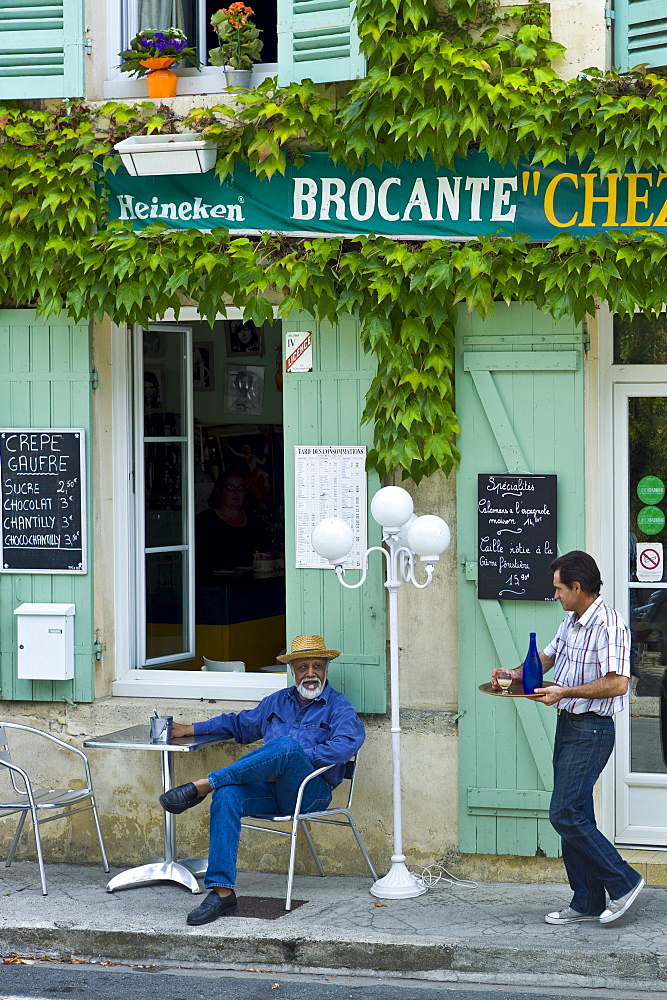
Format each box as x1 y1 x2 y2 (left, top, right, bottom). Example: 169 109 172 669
408 863 478 889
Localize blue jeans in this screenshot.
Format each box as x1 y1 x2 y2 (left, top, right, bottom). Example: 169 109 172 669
204 737 333 890
550 712 640 915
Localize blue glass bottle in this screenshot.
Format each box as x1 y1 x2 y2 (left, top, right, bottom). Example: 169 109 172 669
522 632 543 695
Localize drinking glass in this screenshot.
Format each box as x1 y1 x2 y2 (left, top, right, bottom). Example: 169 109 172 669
497 669 513 694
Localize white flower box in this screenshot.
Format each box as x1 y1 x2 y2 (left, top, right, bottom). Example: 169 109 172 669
114 132 217 176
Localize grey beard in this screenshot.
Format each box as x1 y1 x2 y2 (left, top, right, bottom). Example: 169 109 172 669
296 679 324 700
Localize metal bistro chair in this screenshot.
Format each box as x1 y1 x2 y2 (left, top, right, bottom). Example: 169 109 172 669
0 721 109 895
202 657 246 672
241 753 377 910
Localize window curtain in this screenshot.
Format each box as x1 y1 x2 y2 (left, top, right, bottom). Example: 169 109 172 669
138 0 185 31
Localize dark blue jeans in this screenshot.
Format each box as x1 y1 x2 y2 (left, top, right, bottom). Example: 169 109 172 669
204 737 333 890
550 711 640 915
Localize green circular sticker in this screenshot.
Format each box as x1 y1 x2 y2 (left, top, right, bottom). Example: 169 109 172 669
637 475 665 505
637 506 665 535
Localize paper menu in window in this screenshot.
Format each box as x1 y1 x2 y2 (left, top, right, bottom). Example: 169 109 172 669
294 446 367 569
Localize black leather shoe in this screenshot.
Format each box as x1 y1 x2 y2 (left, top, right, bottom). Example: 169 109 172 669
159 782 201 814
186 890 238 925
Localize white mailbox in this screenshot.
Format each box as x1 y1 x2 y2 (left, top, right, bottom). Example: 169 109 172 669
14 603 76 681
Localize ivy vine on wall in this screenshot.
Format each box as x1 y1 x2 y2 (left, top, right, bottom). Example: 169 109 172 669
0 0 666 481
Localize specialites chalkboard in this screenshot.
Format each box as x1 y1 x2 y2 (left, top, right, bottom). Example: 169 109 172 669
0 429 87 573
477 474 557 601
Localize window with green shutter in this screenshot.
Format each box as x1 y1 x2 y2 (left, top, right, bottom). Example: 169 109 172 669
0 311 95 703
614 0 667 71
0 1 86 100
277 0 365 86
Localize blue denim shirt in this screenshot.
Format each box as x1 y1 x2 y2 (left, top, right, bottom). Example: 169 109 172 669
192 683 365 788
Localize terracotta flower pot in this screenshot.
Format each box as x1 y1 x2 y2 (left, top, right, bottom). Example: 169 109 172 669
140 58 178 98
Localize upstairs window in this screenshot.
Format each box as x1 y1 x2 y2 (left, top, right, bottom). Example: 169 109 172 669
277 0 365 85
0 0 86 100
613 0 667 71
106 0 363 96
106 0 277 96
129 0 277 63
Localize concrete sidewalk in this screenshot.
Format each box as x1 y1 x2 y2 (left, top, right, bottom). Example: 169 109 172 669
1 862 666 992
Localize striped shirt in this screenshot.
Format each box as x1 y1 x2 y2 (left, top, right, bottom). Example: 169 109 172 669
543 596 630 716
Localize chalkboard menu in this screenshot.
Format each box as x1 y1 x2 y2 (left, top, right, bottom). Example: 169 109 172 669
0 429 87 573
477 474 557 601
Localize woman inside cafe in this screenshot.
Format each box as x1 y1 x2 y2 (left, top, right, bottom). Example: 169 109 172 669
195 470 272 578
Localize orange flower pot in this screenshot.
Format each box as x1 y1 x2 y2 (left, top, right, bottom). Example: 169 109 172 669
140 58 177 98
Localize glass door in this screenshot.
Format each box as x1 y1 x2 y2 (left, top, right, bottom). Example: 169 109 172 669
135 324 195 666
614 383 667 845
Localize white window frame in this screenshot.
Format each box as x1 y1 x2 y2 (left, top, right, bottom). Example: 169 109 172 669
135 323 196 668
103 0 278 98
111 306 287 701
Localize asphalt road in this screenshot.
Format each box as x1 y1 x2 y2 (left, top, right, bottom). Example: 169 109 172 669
2 963 667 1000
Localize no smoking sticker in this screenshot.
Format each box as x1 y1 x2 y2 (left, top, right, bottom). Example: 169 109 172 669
637 542 663 582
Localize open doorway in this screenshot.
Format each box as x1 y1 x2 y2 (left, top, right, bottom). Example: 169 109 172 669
137 318 286 675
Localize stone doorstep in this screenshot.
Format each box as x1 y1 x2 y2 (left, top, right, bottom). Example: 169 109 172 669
445 850 667 887
619 849 667 887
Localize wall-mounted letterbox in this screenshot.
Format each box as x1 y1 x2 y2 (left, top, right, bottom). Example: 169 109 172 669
14 603 76 681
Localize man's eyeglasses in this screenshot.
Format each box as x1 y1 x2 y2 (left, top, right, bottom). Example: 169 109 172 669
223 484 246 492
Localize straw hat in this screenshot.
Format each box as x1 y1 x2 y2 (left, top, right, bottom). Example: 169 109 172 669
276 635 340 664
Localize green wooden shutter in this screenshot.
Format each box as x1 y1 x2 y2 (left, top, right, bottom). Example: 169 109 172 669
0 1 86 100
0 311 95 703
283 312 385 713
456 305 586 858
614 0 667 71
277 0 365 86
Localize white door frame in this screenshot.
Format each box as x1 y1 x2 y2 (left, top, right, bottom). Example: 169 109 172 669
613 380 667 846
599 304 667 846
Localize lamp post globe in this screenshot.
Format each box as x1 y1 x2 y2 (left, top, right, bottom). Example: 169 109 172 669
396 512 418 548
311 517 355 563
407 514 451 559
370 486 414 531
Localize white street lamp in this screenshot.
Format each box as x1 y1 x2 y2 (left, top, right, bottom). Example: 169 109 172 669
311 485 451 899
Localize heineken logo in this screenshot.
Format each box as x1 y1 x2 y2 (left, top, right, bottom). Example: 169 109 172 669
116 194 246 223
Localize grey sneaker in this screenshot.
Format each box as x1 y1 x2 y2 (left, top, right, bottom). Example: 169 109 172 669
599 877 644 924
545 906 597 925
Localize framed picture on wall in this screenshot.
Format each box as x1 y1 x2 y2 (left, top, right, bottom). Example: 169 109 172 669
143 328 166 359
193 341 214 391
225 320 264 356
223 365 265 416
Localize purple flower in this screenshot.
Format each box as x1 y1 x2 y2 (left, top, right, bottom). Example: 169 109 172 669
138 33 187 54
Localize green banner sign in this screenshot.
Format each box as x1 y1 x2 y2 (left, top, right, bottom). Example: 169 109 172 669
104 151 667 240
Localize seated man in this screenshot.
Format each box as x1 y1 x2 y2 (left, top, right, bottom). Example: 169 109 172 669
160 634 365 925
